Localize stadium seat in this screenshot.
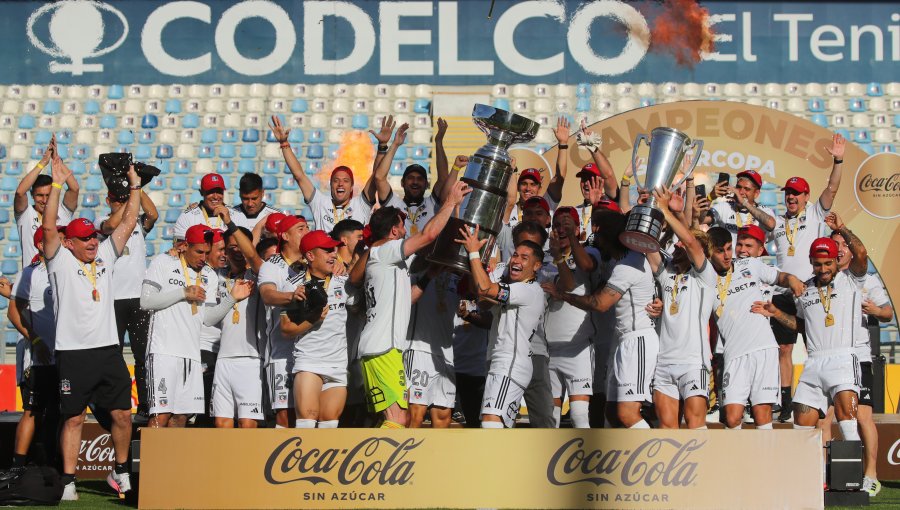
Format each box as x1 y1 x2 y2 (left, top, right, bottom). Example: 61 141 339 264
35 130 52 145
0 210 8 224
351 114 368 130
867 82 883 97
811 114 828 128
221 129 238 143
1 260 18 275
262 160 280 174
413 99 430 113
164 208 181 223
141 114 158 129
242 128 260 143
217 161 234 174
306 145 324 159
84 100 101 115
149 177 166 191
134 146 152 160
170 176 189 190
219 144 236 158
198 145 214 159
262 176 278 190
18 115 35 129
2 176 20 191
239 145 257 158
492 98 510 111
238 160 256 174
81 193 99 207
305 161 320 176
69 161 86 175
156 144 173 159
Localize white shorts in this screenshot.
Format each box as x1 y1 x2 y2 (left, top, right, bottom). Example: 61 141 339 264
211 357 264 420
793 352 860 414
481 373 526 428
147 353 204 415
403 350 456 409
549 343 594 399
653 364 709 401
721 348 780 407
606 329 659 403
293 365 348 392
266 359 293 410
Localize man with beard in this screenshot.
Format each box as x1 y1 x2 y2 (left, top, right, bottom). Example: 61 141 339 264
229 173 283 231
706 170 775 246
174 173 229 239
572 120 619 241
271 116 376 233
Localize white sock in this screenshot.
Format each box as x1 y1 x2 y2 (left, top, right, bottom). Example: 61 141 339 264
569 401 590 429
317 420 338 429
727 424 742 430
756 422 773 430
295 419 316 428
838 419 860 441
793 424 814 430
552 406 561 428
275 424 286 429
481 421 503 429
629 419 650 429
693 425 708 430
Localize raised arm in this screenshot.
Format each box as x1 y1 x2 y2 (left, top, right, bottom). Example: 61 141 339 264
99 199 127 236
271 115 315 202
41 151 70 260
402 181 471 257
545 117 570 204
215 205 263 273
61 157 80 214
431 118 450 200
826 212 867 276
347 247 370 288
15 138 53 216
439 155 467 204
618 159 637 213
581 120 618 198
734 186 776 231
655 188 706 269
455 226 500 299
554 284 622 313
368 115 395 190
548 232 575 292
109 166 142 255
371 121 408 202
820 133 845 211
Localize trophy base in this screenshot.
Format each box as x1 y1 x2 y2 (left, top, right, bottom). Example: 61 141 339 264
620 206 665 253
427 217 495 274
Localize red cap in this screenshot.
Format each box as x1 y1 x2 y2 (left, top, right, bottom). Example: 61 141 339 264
576 163 601 179
594 198 622 213
809 237 839 259
300 230 342 254
185 224 213 244
276 215 307 235
361 224 372 247
518 168 542 184
33 228 44 248
524 196 550 214
782 177 810 194
555 206 579 225
736 170 762 188
210 229 224 244
200 173 226 192
265 212 286 233
331 166 354 183
65 218 99 239
738 225 768 255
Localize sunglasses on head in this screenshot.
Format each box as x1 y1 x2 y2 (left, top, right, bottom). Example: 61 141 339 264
784 189 804 196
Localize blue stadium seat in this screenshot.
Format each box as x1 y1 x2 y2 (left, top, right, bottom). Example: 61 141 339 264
69 161 86 175
18 115 35 129
107 84 124 99
55 130 72 144
217 160 234 174
306 145 324 159
170 176 189 190
411 145 429 160
35 130 53 145
0 227 5 240
85 176 103 191
201 129 218 144
4 244 20 260
291 99 308 113
164 208 180 223
811 114 828 128
860 144 875 155
141 114 159 129
30 146 45 160
262 160 280 174
84 100 100 115
834 128 851 140
191 177 202 191
8 226 18 242
640 97 656 107
156 144 173 159
99 115 117 129
394 146 408 160
55 145 70 159
219 144 236 158
0 177 17 192
242 128 260 143
189 191 202 203
0 210 9 224
308 129 324 143
492 98 510 111
182 114 200 128
807 99 825 113
894 114 900 128
867 82 883 97
288 129 304 144
198 145 214 158
576 97 591 112
72 145 90 160
158 240 173 253
759 191 778 207
266 130 278 143
351 114 368 130
576 83 591 97
155 160 171 174
4 162 21 175
168 193 186 208
389 162 403 176
881 144 896 153
89 162 101 174
82 193 99 207
327 144 340 159
0 145 5 160
262 176 278 190
305 161 320 175
1 260 18 275
239 145 257 159
145 243 155 257
165 99 182 114
238 160 256 174
149 176 166 190
42 100 61 115
848 98 867 113
134 146 152 160
221 129 238 143
145 228 157 241
282 176 298 190
413 99 431 113
854 130 871 143
80 209 95 223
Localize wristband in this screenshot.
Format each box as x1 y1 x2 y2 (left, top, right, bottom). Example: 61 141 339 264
833 158 843 164
35 162 46 170
225 221 237 233
130 185 141 190
621 176 631 185
468 251 480 261
707 192 716 202
279 142 290 149
554 256 567 265
51 182 63 190
558 144 568 149
451 165 464 172
378 144 388 152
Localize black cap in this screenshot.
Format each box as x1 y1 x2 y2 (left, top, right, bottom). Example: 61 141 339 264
402 164 428 181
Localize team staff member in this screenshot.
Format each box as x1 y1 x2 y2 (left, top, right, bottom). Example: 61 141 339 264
173 173 229 239
98 186 158 418
42 158 139 500
229 173 282 232
355 181 470 428
706 170 776 245
506 118 570 227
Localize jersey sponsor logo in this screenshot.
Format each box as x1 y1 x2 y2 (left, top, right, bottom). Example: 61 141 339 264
800 292 838 310
546 438 704 487
168 278 187 287
264 436 421 486
726 281 755 296
60 378 71 394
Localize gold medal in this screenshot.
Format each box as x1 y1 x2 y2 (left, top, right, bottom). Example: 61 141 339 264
716 304 724 317
817 281 835 328
410 224 419 235
232 310 240 324
787 246 795 256
180 256 201 315
825 313 835 327
715 268 732 319
669 302 679 315
92 289 100 302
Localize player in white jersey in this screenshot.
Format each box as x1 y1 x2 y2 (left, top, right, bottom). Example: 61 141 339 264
14 137 79 266
270 116 376 233
506 118 569 227
142 225 253 428
279 231 354 429
354 181 470 429
706 226 804 430
572 119 621 240
645 189 717 429
706 170 776 246
228 173 283 232
457 226 545 429
41 159 139 500
538 208 603 429
173 173 229 239
258 215 311 427
545 210 657 429
769 133 846 417
195 229 228 427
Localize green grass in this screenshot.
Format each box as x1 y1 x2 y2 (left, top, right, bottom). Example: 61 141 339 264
13 479 900 509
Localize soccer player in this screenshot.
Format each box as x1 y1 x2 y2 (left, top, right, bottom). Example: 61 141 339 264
645 189 717 429
281 231 354 429
456 227 545 429
41 159 138 500
769 133 845 420
706 170 776 245
505 117 570 227
258 215 310 427
271 116 377 233
196 228 228 427
706 226 804 430
98 187 158 418
173 173 229 239
331 219 364 271
15 137 79 266
142 225 253 428
356 181 470 428
229 173 283 231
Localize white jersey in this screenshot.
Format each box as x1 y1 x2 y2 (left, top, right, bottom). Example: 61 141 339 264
712 256 779 361
574 201 595 244
605 250 656 339
385 194 439 238
360 240 411 357
407 272 458 363
505 192 559 228
307 190 373 234
287 274 353 369
173 204 226 240
144 253 218 361
655 259 717 369
258 254 306 363
491 261 554 358
709 199 775 248
47 240 119 351
487 278 545 388
199 271 228 353
218 269 263 359
16 205 74 266
771 200 828 282
13 260 55 365
229 203 282 232
854 274 890 361
539 247 604 357
796 270 865 355
98 215 148 300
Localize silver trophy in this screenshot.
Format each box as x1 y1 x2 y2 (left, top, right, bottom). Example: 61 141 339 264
428 104 538 272
620 127 703 253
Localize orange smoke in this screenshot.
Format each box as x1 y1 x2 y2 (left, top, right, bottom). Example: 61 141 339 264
318 131 376 191
649 0 715 67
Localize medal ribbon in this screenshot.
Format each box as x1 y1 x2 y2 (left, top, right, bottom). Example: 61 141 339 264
200 207 222 229
784 209 805 255
716 267 733 317
78 260 99 301
817 280 833 323
180 256 202 314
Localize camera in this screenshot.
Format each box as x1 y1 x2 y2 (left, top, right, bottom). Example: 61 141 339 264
98 153 160 197
285 279 329 324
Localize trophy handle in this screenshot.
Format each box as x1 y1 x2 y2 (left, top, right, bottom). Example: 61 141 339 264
670 139 704 190
631 133 649 189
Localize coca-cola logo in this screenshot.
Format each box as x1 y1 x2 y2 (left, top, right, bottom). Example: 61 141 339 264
264 436 421 486
854 153 900 219
546 438 704 487
888 438 900 466
858 173 900 193
79 433 116 464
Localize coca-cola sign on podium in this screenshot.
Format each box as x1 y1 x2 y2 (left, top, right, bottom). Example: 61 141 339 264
76 423 116 479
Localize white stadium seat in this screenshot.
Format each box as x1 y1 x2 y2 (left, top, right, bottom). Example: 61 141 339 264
227 84 248 98
9 145 28 159
176 144 195 159
187 84 206 98
246 98 265 113
704 83 720 96
263 144 282 159
414 84 432 97
874 129 892 143
158 129 177 144
534 84 550 97
394 84 412 98
97 129 113 142
353 84 372 98
127 85 145 98
75 129 94 144
59 115 77 128
27 85 45 99
269 98 288 113
5 85 23 99
851 113 871 128
1 100 18 114
869 98 887 112
660 82 680 97
146 85 166 99
412 129 431 145
784 83 801 96
616 83 635 96
125 100 143 114
310 114 328 128
66 85 85 99
414 114 430 128
764 83 783 97
208 84 226 97
827 98 847 111
196 159 214 174
617 97 639 112
492 84 509 97
328 129 343 143
786 98 805 112
249 83 270 97
166 84 185 98
47 85 64 98
332 99 350 113
804 83 824 96
144 100 161 113
312 84 331 97
223 113 242 128
225 99 243 112
825 83 843 96
373 99 391 113
333 84 350 97
745 98 764 106
534 128 555 145
87 85 105 98
244 114 263 127
331 114 348 128
202 114 218 127
682 83 702 97
278 191 299 207
533 98 552 113
120 115 137 128
723 83 742 97
846 83 865 96
512 84 531 98
374 84 391 98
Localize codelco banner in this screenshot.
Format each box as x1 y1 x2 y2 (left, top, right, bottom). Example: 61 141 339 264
138 429 823 509
553 100 898 302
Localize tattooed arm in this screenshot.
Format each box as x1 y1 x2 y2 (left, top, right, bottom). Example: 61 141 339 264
559 285 622 313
